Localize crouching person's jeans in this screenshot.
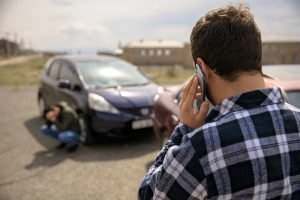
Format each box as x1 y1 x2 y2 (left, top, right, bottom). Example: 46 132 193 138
40 124 80 145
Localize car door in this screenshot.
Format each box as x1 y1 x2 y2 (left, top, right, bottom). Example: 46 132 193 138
42 59 62 106
56 60 83 109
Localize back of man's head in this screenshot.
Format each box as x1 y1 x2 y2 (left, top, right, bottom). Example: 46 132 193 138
191 4 262 81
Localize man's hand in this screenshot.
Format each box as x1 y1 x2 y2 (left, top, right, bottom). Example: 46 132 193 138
179 76 209 129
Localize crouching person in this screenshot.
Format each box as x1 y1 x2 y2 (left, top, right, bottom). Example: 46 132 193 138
41 102 81 153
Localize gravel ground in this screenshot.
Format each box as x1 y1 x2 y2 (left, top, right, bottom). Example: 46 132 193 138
0 86 159 200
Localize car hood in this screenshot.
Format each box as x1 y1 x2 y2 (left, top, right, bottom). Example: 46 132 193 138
88 83 159 109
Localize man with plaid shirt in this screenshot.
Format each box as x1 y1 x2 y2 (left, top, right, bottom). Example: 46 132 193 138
139 5 300 200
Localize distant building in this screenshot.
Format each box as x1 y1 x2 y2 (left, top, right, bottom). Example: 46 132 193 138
121 40 188 66
0 38 19 57
262 41 300 65
121 39 300 67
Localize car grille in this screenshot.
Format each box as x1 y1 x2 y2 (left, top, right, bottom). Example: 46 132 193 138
119 107 152 117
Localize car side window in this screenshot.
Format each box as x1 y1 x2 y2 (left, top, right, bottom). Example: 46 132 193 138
48 61 61 80
59 62 80 84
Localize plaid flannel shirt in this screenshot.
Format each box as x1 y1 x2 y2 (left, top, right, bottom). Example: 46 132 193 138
139 87 300 200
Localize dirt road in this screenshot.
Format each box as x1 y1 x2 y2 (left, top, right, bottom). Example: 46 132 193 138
0 86 159 200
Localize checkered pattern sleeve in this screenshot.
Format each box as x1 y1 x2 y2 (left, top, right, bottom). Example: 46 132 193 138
153 124 194 167
138 124 207 200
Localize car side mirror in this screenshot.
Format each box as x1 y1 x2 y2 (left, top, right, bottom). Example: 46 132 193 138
175 90 182 102
58 80 71 89
73 84 82 92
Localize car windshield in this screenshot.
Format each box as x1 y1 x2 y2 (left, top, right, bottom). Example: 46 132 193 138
76 59 149 88
287 91 300 108
262 65 300 80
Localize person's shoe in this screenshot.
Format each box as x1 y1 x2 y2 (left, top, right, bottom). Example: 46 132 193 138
66 144 79 153
56 143 67 149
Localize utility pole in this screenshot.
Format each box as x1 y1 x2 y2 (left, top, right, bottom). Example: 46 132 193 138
4 32 10 57
13 32 18 55
19 37 25 49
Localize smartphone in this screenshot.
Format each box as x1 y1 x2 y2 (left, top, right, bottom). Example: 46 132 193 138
194 64 207 109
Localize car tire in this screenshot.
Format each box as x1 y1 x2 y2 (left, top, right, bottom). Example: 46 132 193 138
78 116 94 145
38 96 46 118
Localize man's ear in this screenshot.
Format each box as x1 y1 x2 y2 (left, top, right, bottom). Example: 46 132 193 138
196 58 209 78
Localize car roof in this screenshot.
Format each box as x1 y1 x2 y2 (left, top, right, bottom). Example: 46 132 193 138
262 65 300 91
262 64 300 81
165 84 183 93
53 54 120 63
275 80 300 91
264 64 300 68
170 75 300 95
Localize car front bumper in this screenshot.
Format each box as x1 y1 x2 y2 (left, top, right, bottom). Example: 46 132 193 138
89 109 153 137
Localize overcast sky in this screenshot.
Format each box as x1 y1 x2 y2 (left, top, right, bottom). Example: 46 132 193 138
0 0 299 52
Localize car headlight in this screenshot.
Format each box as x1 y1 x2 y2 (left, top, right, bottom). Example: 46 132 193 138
153 93 160 102
88 93 119 114
157 86 165 94
153 87 164 102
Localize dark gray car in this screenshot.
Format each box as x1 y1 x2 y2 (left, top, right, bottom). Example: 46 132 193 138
38 55 160 145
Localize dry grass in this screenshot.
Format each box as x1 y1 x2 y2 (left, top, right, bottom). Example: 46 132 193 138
0 56 48 86
139 65 193 86
0 57 193 86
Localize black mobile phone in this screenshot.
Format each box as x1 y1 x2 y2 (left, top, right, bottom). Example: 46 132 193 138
194 64 207 109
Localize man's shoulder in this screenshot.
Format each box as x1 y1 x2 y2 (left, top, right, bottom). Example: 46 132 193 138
186 112 242 146
283 102 300 114
59 102 73 111
59 102 77 116
187 102 300 156
61 108 78 121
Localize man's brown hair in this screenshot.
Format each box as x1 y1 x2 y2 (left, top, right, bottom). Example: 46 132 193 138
190 4 262 81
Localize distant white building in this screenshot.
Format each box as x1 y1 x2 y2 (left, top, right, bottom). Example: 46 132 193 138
121 40 192 66
121 39 300 67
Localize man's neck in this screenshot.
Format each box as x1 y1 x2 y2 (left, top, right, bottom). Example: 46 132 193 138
210 73 267 105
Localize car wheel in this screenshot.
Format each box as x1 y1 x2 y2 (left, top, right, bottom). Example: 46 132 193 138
78 116 94 145
38 97 46 117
